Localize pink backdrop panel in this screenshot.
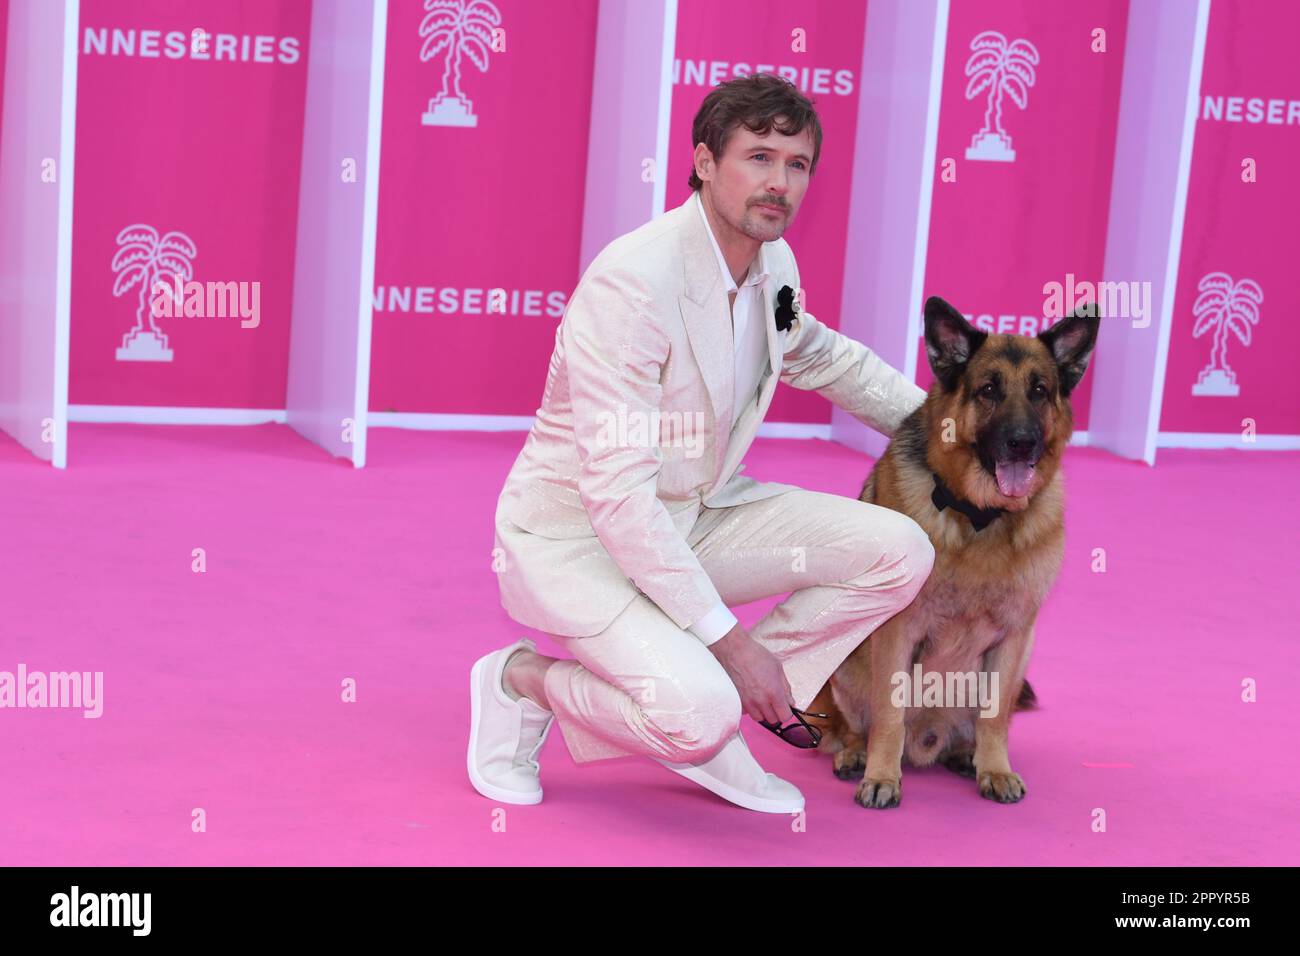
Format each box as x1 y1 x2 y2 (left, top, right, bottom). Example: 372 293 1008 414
1158 0 1300 436
919 0 1129 433
0 0 7 149
668 0 867 425
69 0 310 409
369 0 597 415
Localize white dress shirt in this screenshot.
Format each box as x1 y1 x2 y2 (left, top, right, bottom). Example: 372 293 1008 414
686 190 771 647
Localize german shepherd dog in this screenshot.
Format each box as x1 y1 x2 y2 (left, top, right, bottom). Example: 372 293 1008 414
806 296 1099 808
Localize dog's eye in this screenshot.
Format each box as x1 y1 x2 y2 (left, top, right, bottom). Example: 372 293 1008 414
979 382 997 398
1030 383 1048 399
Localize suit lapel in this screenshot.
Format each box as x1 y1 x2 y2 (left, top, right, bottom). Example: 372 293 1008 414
677 194 733 478
675 192 789 487
759 244 781 380
712 242 791 493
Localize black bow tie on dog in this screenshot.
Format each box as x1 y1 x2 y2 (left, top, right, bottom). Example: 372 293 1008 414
774 285 798 332
931 472 1007 531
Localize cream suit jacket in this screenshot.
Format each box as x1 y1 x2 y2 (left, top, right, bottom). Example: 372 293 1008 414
494 191 927 639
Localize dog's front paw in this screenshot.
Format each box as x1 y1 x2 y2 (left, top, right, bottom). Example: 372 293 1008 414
854 776 902 809
977 769 1026 803
832 748 866 780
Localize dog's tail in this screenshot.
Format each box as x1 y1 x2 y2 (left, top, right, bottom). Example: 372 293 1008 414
1015 679 1038 711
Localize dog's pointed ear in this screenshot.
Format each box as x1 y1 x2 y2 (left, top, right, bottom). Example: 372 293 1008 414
1038 303 1100 397
924 296 986 390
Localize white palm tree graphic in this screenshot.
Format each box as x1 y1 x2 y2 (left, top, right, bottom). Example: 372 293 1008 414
964 30 1039 162
419 0 503 127
1191 272 1262 397
112 224 197 362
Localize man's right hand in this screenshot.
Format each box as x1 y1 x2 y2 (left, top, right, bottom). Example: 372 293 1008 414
708 623 795 726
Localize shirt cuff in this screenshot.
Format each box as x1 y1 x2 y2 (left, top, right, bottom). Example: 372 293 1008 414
687 602 739 647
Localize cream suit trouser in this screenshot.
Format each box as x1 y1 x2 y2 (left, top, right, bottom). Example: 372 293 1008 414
537 488 937 765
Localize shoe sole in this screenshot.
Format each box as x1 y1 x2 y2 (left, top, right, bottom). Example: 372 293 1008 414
656 760 805 814
467 650 544 805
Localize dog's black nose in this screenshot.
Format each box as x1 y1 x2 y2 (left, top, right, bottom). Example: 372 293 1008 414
1000 425 1041 459
921 732 938 748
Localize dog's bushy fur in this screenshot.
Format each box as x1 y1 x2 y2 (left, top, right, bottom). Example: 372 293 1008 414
805 297 1099 808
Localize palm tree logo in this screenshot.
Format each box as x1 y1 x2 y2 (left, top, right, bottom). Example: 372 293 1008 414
1190 272 1262 397
419 0 503 127
963 30 1039 162
112 224 197 362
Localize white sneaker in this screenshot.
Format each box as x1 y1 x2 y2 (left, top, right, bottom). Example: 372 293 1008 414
654 728 805 813
467 637 555 805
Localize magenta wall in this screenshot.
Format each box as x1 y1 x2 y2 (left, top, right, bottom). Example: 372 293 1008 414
68 0 310 409
1158 0 1299 437
668 0 867 425
920 0 1129 433
0 0 6 147
368 0 597 415
44 0 1293 441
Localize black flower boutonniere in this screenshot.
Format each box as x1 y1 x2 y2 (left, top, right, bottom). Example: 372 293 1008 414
775 285 801 332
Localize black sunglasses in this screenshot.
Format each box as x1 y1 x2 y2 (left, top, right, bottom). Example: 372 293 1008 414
758 706 829 748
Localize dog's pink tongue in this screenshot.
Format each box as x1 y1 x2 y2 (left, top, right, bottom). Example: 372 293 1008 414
995 461 1035 497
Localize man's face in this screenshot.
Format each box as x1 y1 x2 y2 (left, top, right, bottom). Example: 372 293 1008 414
695 120 814 242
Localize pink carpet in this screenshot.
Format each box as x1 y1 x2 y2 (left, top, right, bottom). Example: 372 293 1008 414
1 422 1295 866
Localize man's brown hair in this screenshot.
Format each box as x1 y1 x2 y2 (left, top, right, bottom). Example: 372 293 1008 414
688 73 823 191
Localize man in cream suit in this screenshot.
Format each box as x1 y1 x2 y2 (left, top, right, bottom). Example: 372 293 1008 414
468 75 935 812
